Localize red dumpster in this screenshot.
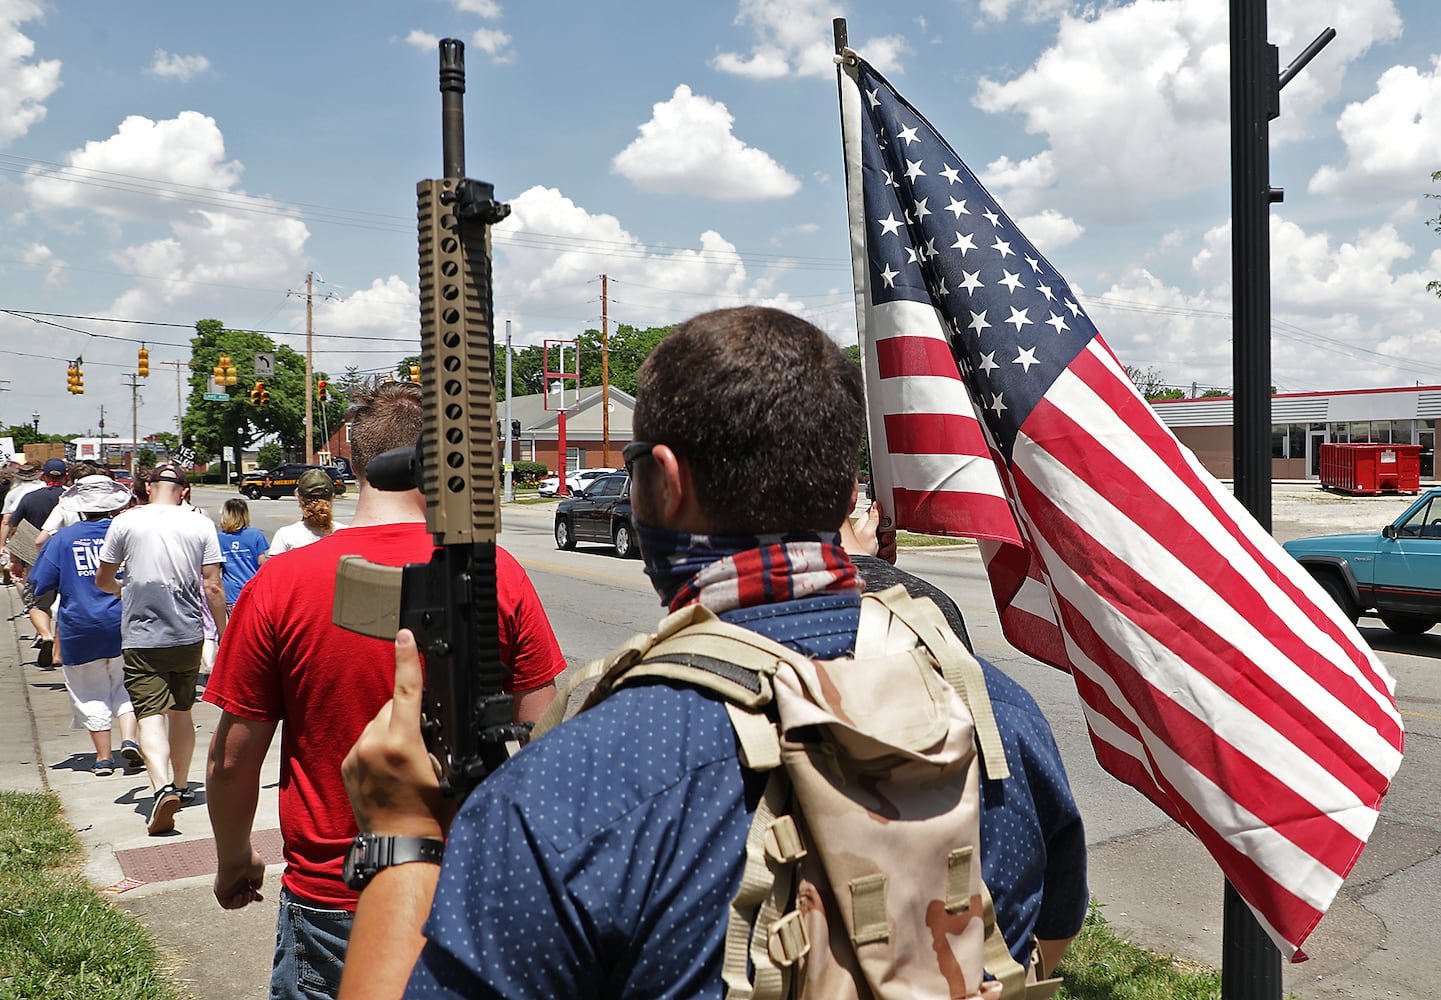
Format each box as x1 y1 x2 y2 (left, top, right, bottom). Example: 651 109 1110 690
1319 443 1421 495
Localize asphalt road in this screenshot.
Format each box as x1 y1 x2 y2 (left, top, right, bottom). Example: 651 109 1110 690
187 484 1441 998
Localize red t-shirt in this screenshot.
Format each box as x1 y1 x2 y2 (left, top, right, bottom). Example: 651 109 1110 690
204 522 565 908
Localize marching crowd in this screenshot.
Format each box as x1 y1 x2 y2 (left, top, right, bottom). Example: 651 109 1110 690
2 308 1089 1000
0 448 351 832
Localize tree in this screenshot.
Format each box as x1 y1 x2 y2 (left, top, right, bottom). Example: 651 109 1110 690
1428 170 1441 301
1122 364 1181 400
182 319 347 467
256 442 284 469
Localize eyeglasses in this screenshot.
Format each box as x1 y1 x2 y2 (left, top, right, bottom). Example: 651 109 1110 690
622 440 657 477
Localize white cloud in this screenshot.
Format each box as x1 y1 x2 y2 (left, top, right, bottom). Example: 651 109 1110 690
712 0 908 78
0 0 62 148
973 0 1402 216
1015 209 1084 250
25 112 246 219
976 0 1073 23
404 30 440 51
488 185 835 339
469 27 514 62
146 49 211 81
316 276 416 338
23 112 311 320
21 241 63 289
449 0 501 17
1184 213 1441 388
611 85 801 200
1309 58 1441 195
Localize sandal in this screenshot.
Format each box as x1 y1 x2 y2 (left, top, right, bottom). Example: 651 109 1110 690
93 759 115 777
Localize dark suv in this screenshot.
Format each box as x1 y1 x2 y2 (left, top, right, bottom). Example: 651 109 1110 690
239 463 347 500
554 473 638 558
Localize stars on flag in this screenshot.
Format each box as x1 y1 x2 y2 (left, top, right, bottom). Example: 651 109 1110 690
857 68 1099 451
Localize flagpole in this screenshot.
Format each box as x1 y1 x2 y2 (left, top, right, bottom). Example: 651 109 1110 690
1227 0 1321 994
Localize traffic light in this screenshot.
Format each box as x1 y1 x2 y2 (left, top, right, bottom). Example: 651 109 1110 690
317 379 327 402
259 383 271 407
67 361 85 395
137 345 150 378
214 354 237 387
250 381 263 406
409 363 420 383
510 419 521 438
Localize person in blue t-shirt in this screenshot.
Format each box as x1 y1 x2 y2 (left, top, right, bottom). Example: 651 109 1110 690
29 475 140 776
216 498 269 611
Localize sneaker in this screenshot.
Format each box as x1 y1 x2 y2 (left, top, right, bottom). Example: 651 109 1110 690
147 785 181 835
176 786 197 806
93 758 115 777
120 741 144 769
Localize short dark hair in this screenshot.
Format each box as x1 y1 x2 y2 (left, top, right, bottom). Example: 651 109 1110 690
633 307 864 534
347 378 423 481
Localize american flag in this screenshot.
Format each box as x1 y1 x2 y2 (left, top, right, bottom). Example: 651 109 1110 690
837 50 1404 959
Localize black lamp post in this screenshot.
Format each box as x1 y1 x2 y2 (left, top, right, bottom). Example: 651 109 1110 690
31 410 39 437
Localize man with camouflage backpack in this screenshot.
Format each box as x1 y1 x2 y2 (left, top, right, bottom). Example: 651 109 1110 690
337 306 1087 998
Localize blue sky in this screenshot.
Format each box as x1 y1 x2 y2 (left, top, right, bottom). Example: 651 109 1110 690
2 0 1439 441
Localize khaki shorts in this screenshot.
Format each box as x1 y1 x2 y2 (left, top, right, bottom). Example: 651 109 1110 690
122 643 203 719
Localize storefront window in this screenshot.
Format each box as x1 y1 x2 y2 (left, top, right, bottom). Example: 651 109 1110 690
1350 421 1372 443
1271 425 1286 458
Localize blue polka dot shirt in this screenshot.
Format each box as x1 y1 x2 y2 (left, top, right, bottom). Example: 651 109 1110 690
404 593 1086 997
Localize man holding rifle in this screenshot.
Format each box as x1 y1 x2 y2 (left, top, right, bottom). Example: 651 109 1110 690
337 307 1086 998
204 378 565 1000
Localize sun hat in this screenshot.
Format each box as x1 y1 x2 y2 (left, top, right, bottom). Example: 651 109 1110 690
42 458 67 478
14 463 41 482
297 468 335 499
58 475 133 514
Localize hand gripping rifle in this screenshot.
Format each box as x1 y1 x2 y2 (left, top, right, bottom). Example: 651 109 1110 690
331 38 522 802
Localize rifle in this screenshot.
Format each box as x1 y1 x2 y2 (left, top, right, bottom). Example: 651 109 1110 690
331 38 523 802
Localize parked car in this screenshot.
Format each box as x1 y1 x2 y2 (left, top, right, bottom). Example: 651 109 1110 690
538 467 620 497
239 463 348 500
1283 486 1441 634
553 472 638 558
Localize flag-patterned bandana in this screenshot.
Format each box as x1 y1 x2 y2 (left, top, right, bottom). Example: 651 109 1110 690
636 520 859 613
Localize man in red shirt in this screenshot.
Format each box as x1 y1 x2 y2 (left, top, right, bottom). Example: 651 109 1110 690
204 379 565 1000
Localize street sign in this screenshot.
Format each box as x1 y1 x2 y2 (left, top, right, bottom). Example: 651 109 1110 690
203 392 229 401
254 352 275 378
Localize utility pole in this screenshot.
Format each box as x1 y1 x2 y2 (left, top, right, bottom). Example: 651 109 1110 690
288 270 335 465
504 320 514 502
305 271 315 464
160 360 187 439
123 374 140 475
600 273 611 466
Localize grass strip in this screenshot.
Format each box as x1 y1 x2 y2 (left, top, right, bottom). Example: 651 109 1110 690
895 530 976 548
0 790 184 1000
1055 900 1221 1000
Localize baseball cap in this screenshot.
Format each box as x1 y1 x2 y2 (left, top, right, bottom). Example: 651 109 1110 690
297 468 335 499
42 458 67 478
150 465 188 486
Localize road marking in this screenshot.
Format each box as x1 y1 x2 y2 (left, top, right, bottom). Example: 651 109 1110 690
1401 708 1441 722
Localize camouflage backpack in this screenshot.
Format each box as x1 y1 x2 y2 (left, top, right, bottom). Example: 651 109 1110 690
535 584 1061 1000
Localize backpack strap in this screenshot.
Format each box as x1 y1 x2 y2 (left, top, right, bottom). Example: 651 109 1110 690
859 585 1011 781
721 769 799 1000
979 880 1032 1000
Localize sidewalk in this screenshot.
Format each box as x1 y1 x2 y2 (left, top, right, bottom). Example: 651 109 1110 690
1 581 280 1000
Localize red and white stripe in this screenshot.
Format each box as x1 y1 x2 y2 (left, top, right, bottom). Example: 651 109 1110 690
995 339 1404 957
861 299 1021 545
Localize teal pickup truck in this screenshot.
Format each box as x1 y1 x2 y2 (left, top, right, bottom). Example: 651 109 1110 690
1283 487 1441 635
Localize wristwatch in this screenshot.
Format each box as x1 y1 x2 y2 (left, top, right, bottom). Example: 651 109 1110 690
342 834 446 891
